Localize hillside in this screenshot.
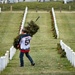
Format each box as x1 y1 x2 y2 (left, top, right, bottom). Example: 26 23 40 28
0 11 75 75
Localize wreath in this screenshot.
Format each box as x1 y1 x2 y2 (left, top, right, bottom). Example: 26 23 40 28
13 20 39 49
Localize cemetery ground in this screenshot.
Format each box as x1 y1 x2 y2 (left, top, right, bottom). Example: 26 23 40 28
55 11 75 51
0 11 75 75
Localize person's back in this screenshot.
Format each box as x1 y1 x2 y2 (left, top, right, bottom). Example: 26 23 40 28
19 29 35 67
20 34 31 53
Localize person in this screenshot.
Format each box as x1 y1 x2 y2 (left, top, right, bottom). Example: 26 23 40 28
18 29 35 67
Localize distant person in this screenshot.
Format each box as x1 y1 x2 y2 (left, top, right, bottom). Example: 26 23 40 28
17 29 35 67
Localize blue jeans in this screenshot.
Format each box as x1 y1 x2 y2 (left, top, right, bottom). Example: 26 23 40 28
19 52 34 66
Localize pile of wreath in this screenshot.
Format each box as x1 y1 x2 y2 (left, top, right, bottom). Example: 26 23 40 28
13 20 39 49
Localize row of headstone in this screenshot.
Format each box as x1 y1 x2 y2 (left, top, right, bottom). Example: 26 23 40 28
64 0 73 4
0 51 9 72
8 0 37 3
0 0 59 3
60 40 75 67
0 0 7 4
19 7 28 34
51 7 59 38
0 7 28 73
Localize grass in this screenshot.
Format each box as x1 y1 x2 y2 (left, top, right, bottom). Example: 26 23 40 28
55 11 75 51
0 11 23 56
1 11 75 75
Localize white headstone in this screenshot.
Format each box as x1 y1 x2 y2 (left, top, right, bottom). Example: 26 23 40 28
0 8 1 13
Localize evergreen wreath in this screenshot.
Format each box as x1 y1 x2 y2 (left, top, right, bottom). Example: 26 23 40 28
13 20 39 49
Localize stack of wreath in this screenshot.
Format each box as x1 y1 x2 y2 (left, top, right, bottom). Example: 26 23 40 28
13 20 39 49
25 20 39 37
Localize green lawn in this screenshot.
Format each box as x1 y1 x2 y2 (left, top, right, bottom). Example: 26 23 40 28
0 11 23 56
0 11 75 75
55 11 75 51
